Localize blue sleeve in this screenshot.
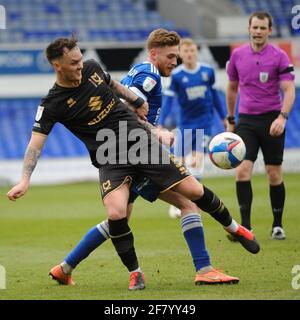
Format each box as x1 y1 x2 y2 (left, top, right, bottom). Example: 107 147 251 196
157 95 174 126
131 72 160 100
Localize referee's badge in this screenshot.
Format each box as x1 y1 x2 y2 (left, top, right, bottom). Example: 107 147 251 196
259 72 269 83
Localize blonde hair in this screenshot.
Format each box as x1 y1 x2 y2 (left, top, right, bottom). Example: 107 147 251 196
179 38 197 48
147 28 181 50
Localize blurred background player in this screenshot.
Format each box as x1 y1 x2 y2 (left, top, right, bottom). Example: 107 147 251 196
226 11 295 240
158 38 226 218
49 29 243 287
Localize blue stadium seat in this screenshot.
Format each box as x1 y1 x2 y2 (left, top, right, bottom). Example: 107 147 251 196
0 98 88 159
2 0 190 43
232 0 300 37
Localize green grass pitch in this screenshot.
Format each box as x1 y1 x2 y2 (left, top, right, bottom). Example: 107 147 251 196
0 174 299 300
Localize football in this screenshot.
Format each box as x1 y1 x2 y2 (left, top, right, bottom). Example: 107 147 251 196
208 132 246 169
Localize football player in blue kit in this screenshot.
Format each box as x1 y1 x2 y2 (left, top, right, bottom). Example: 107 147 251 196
49 30 253 288
160 37 226 175
158 38 226 217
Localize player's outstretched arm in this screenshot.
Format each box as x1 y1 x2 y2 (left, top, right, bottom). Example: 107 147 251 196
7 133 47 201
110 80 149 120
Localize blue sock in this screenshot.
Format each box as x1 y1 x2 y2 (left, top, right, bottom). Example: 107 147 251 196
181 213 211 271
65 220 109 268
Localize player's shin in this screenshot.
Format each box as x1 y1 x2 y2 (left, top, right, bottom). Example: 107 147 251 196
236 181 253 230
270 182 285 228
64 221 109 271
108 217 139 272
181 213 211 271
192 186 238 232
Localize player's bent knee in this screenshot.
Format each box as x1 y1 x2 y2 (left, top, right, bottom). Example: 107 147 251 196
103 199 128 220
177 200 198 212
172 176 204 200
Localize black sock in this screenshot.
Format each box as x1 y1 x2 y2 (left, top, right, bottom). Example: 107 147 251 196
236 181 253 230
108 218 139 272
192 186 232 227
270 182 285 228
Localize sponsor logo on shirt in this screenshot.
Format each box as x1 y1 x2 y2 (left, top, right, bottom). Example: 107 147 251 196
186 85 207 100
88 98 115 126
35 106 44 121
89 96 103 111
259 72 269 83
143 77 157 92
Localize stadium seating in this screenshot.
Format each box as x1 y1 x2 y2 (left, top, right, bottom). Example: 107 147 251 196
0 98 88 159
1 90 299 159
0 0 190 43
231 0 300 37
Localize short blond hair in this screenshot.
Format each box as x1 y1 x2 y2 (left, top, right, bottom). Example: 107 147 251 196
179 38 197 49
147 28 181 50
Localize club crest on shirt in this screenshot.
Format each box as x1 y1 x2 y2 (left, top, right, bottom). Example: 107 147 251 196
201 72 209 82
143 77 157 92
259 72 269 83
35 106 44 121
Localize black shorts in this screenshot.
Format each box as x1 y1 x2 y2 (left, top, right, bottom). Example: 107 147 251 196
98 139 190 199
235 111 285 165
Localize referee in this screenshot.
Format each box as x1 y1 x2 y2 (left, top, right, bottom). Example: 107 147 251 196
226 11 295 240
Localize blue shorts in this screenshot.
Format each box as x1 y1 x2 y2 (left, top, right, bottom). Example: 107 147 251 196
128 176 161 204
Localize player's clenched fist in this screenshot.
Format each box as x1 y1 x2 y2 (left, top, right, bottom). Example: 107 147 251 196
7 180 29 201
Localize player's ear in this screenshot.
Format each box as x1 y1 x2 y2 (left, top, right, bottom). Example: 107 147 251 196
149 48 157 61
52 60 61 72
268 26 272 35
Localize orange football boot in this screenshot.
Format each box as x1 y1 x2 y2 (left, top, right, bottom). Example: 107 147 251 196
128 272 145 290
195 268 239 285
49 265 75 286
227 225 260 254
